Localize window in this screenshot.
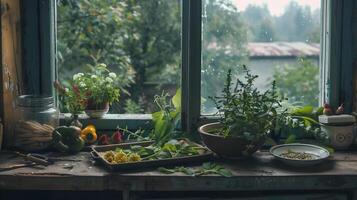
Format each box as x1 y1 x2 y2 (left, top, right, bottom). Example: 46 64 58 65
201 0 321 114
57 0 181 114
19 0 354 131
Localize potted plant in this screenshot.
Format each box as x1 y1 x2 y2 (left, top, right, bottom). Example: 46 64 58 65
55 63 120 119
198 66 283 158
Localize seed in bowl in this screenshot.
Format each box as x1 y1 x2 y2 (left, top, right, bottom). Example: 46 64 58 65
280 149 314 160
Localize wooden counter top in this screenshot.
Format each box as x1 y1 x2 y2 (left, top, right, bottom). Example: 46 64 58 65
1 151 357 192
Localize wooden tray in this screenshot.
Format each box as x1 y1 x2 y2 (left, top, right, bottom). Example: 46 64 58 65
90 140 214 171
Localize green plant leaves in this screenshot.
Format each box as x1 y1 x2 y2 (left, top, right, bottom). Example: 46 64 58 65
151 89 181 146
157 162 233 177
285 134 297 144
265 137 277 146
210 67 283 140
172 88 181 111
291 106 314 115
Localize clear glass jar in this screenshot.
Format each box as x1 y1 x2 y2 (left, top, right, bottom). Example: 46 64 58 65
13 95 59 151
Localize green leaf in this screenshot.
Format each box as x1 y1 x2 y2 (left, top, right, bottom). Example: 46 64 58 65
285 134 296 144
202 162 212 170
158 167 175 174
218 169 233 177
172 88 181 111
265 137 277 146
315 107 324 116
179 167 194 176
292 106 314 115
325 146 335 154
162 143 177 152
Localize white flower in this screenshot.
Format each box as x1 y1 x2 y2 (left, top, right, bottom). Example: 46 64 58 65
98 63 107 68
73 73 84 80
105 77 113 83
109 72 117 79
73 74 79 80
79 82 86 87
91 75 97 79
65 88 69 93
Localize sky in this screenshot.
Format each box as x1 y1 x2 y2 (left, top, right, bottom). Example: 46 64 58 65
232 0 320 16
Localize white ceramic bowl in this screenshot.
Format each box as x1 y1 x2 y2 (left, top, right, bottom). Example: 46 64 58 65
270 143 330 167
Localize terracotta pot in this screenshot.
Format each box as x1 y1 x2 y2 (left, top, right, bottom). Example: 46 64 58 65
198 122 265 158
85 101 109 118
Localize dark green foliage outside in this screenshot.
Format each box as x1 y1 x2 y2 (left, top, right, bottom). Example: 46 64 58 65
273 58 319 107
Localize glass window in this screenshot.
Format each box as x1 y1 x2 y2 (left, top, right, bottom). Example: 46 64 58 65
202 0 321 114
57 0 181 114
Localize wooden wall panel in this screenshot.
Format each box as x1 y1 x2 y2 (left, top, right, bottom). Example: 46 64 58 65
1 0 22 147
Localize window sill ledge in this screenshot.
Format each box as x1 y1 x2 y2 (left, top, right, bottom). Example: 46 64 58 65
60 113 152 130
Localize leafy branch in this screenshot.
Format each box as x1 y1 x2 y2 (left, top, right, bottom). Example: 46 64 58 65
210 66 284 141
158 162 233 177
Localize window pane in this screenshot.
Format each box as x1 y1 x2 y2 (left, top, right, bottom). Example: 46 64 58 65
57 0 181 114
202 0 321 114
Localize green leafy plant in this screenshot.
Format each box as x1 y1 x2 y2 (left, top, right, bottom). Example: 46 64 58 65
275 104 329 144
158 162 233 177
150 89 181 146
54 81 86 114
55 63 121 113
210 66 283 141
273 58 319 107
72 63 120 105
123 99 144 114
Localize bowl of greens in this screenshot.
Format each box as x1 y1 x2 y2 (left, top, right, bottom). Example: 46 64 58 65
270 143 330 167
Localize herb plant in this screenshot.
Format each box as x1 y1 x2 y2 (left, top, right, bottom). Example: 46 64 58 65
210 66 283 140
150 89 181 146
55 63 120 114
275 104 329 145
72 63 120 105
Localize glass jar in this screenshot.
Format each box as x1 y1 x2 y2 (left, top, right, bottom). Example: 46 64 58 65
13 95 59 151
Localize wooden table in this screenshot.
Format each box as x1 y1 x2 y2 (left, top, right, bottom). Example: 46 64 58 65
1 151 357 200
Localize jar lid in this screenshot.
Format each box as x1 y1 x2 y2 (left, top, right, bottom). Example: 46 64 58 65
17 95 54 108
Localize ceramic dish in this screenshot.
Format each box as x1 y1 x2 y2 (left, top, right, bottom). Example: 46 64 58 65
270 143 330 167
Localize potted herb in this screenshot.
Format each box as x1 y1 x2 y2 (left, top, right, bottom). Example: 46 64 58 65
55 63 120 118
198 67 283 157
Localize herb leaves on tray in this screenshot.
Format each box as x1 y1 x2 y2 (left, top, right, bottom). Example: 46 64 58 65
114 139 207 161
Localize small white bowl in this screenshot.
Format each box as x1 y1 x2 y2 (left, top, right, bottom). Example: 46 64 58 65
270 143 330 167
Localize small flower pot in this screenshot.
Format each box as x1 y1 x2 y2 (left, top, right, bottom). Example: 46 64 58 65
85 101 109 119
198 122 265 158
321 124 354 150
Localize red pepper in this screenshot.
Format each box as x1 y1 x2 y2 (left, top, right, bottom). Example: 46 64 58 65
98 134 110 145
111 128 123 144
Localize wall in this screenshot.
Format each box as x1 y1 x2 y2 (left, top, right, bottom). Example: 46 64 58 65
1 0 22 147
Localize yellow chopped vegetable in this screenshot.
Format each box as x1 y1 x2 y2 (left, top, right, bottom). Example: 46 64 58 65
103 151 115 163
114 150 128 163
102 149 142 164
128 153 141 162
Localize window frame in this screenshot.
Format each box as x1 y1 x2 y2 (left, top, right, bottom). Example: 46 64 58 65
21 0 356 131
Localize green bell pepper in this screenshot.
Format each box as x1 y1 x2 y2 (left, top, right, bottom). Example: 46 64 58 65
52 126 84 153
